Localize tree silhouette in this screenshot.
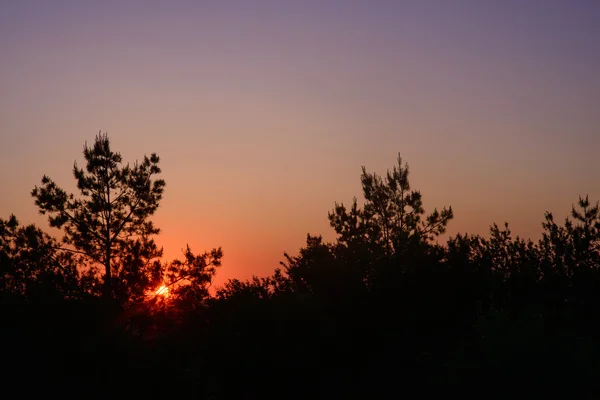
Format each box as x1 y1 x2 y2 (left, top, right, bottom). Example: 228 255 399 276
283 154 455 294
31 132 165 303
329 154 453 259
0 214 83 299
6 143 600 396
163 245 223 307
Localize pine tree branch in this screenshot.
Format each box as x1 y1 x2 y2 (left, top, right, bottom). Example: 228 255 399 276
56 246 103 265
420 218 448 236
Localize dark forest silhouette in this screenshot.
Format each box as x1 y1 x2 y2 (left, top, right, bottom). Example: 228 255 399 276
2 133 600 397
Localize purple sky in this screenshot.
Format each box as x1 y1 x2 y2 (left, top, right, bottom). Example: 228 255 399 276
1 0 599 284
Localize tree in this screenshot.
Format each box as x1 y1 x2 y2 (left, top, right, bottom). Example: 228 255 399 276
538 195 600 312
32 132 166 303
329 154 453 258
276 154 454 299
163 245 223 307
325 154 453 290
0 214 82 299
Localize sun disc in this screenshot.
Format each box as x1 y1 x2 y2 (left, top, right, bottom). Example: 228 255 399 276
156 285 169 297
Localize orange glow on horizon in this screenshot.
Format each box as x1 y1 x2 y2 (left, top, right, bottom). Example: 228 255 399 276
2 1 598 294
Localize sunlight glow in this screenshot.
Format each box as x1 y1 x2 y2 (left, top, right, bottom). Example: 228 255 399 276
156 285 169 297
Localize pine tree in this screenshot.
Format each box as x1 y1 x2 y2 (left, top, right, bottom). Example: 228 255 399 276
32 132 166 303
329 154 453 257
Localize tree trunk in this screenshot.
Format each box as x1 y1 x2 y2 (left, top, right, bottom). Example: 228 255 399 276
105 173 112 301
104 241 112 300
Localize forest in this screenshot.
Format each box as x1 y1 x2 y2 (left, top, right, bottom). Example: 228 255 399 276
2 133 600 398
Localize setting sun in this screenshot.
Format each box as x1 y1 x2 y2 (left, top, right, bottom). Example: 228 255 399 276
156 285 169 297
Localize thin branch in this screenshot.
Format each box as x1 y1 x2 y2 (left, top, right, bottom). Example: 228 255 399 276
420 218 449 236
110 175 152 243
109 185 130 206
56 246 104 265
60 207 106 244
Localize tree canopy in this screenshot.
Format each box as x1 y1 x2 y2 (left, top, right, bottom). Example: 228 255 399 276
32 132 166 303
25 132 222 307
3 145 600 396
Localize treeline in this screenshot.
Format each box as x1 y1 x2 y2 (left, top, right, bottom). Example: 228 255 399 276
1 134 599 397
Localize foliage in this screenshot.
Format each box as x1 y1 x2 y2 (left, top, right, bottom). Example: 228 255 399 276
163 245 223 308
329 154 453 256
4 151 600 396
32 132 166 303
0 133 223 310
0 214 90 299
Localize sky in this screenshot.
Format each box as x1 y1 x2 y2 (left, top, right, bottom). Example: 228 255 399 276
1 0 599 286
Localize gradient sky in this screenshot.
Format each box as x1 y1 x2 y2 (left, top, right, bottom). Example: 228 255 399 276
1 0 599 286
